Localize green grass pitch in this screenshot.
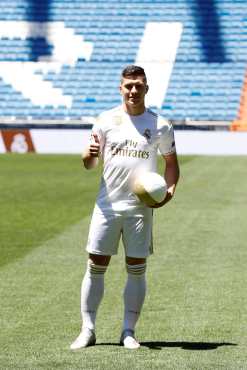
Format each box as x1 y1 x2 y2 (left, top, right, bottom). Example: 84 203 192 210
0 153 247 370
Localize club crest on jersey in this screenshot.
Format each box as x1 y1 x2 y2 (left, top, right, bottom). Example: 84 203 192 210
143 129 152 142
113 116 123 125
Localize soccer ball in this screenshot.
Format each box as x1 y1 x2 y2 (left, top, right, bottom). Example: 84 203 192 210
133 172 167 207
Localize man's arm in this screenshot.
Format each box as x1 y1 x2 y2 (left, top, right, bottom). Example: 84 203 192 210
152 152 180 208
82 133 101 170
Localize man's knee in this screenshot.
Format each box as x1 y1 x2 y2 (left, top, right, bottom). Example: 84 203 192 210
125 256 146 265
89 253 111 266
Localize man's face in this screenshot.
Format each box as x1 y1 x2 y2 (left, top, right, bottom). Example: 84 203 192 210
120 75 148 108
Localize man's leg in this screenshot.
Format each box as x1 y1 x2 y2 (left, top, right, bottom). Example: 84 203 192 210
121 256 147 349
70 254 111 350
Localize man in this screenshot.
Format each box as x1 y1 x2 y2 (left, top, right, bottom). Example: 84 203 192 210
70 65 180 350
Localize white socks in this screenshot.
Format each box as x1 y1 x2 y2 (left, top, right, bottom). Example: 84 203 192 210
123 263 147 332
80 261 146 334
81 261 107 331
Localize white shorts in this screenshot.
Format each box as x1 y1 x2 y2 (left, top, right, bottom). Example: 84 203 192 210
86 207 153 258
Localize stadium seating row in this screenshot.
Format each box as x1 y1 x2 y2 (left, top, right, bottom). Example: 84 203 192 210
0 0 245 121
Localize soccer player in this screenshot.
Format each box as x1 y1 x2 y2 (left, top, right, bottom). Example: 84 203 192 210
70 65 180 350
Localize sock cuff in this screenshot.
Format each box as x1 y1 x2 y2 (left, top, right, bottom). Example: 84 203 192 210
126 263 146 276
87 261 108 275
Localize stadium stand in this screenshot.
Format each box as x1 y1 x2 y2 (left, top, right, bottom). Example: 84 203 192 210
0 0 246 124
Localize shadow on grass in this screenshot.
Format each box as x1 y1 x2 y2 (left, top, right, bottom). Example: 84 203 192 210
140 341 237 351
96 341 237 351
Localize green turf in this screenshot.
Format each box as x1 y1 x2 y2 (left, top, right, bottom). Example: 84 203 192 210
0 154 101 267
0 154 247 369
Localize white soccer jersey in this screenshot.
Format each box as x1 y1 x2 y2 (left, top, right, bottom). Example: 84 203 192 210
91 105 176 212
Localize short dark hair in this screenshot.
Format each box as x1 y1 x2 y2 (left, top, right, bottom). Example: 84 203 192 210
121 65 147 81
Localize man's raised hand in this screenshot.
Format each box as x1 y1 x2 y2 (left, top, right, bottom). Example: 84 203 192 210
89 133 100 157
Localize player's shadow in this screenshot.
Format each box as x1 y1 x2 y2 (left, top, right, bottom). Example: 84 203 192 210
139 341 237 351
96 341 237 351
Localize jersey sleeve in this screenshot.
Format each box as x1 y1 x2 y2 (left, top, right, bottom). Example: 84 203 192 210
158 120 176 155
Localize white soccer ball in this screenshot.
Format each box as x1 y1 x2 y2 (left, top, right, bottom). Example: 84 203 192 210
133 172 167 207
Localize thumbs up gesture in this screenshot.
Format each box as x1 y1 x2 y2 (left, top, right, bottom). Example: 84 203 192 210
89 133 101 157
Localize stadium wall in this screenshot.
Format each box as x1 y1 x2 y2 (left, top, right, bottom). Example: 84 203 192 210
1 126 247 155
0 0 247 152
